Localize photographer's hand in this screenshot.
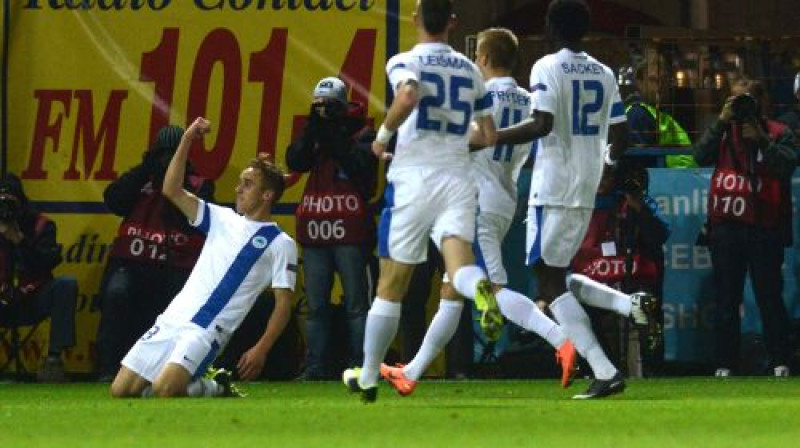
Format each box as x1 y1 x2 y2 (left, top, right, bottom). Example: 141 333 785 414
0 220 23 245
741 120 770 147
623 192 644 213
719 96 735 123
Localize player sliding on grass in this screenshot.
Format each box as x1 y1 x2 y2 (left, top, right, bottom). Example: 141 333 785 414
342 0 500 403
379 27 578 397
110 117 297 398
494 0 658 399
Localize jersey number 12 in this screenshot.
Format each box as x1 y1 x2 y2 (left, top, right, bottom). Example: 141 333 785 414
571 79 604 136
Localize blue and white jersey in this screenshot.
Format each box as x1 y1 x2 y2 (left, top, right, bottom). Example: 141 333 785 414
386 42 493 171
471 76 533 218
528 48 626 208
160 200 297 335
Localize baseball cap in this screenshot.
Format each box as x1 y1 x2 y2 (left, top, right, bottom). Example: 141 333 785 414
313 77 348 103
154 125 185 152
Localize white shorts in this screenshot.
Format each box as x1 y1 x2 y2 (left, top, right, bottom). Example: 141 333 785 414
379 167 477 264
121 317 224 382
525 205 592 268
474 212 513 285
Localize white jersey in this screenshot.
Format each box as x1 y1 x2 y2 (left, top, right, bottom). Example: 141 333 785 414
386 42 493 172
471 77 533 218
160 200 297 335
528 48 626 208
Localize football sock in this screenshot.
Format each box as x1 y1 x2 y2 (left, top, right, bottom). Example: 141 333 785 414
568 273 632 316
404 299 464 381
359 297 401 389
550 291 617 380
186 378 221 397
452 265 486 301
496 288 566 349
140 386 154 398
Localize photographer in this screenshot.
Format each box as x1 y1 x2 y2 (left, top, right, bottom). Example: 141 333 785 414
0 174 77 382
286 77 377 380
570 161 670 376
693 78 796 377
95 125 215 381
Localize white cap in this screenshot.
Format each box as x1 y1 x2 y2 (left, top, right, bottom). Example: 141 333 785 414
313 77 347 103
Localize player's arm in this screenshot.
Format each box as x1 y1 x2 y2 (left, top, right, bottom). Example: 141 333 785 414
236 287 293 380
468 115 498 149
495 110 553 145
373 79 419 159
162 117 210 222
606 121 629 165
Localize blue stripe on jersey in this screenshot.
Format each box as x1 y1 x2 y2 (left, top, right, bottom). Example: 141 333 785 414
526 206 544 266
474 92 493 112
378 182 395 258
610 101 625 118
197 202 211 233
190 225 282 328
529 139 539 162
530 83 547 92
472 233 487 273
388 62 407 76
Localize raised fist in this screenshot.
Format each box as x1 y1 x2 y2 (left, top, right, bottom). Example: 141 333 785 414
186 117 211 140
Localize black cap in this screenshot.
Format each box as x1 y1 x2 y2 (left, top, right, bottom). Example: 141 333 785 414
0 173 27 208
153 125 185 152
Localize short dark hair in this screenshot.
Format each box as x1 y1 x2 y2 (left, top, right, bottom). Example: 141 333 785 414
248 153 286 202
477 28 519 71
546 0 591 43
419 0 453 35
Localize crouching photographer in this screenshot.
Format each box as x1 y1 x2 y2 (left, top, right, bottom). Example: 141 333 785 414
570 160 670 376
286 77 378 380
0 174 77 382
693 78 797 377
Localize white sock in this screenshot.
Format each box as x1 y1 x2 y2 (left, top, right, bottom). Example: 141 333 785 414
496 288 566 349
451 265 486 300
186 378 221 397
359 297 401 388
549 291 617 380
403 300 464 380
568 273 632 316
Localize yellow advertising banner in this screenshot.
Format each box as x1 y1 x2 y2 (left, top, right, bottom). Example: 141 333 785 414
0 1 416 374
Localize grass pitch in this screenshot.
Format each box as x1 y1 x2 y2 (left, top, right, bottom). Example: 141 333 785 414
1 377 798 447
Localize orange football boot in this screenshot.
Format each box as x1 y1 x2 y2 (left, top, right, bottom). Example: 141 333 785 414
556 340 578 388
379 363 417 396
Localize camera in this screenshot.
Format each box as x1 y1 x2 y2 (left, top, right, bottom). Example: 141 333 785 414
312 99 346 120
730 93 759 121
0 193 21 223
615 162 648 198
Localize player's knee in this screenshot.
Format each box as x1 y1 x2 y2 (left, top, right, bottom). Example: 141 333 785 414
110 378 136 398
440 281 459 300
151 379 184 398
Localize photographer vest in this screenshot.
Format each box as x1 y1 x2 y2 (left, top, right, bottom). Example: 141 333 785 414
295 147 375 246
108 175 206 269
571 202 661 291
708 121 788 229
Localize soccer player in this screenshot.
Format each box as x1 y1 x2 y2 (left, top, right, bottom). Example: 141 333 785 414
379 27 578 397
495 0 657 399
110 117 298 398
342 0 499 403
